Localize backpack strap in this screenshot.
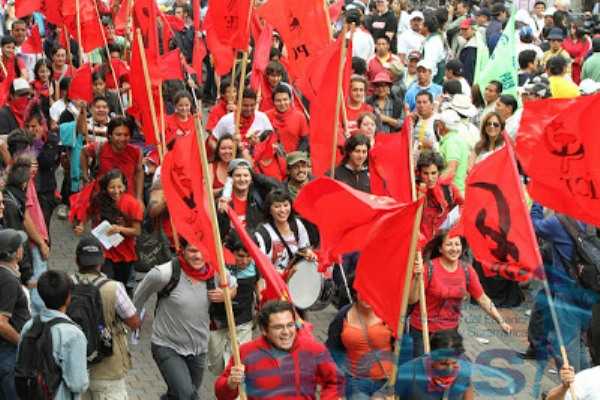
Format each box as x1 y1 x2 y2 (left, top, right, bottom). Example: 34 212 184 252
91 275 111 290
441 184 454 208
427 260 434 286
256 225 272 254
157 257 181 301
460 260 470 292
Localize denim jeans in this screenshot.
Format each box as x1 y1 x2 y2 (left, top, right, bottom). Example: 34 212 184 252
0 346 17 400
151 343 206 400
30 244 49 317
345 375 389 400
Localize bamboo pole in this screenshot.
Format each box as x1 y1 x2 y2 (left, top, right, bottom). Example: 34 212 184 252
389 199 424 387
64 25 73 66
191 94 248 400
234 51 249 138
0 57 7 77
135 29 162 160
75 0 84 64
329 24 348 178
92 0 126 115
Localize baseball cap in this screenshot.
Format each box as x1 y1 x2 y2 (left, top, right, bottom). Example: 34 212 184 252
409 11 424 21
0 229 28 258
475 8 492 18
408 50 421 60
547 28 564 40
228 158 252 174
76 235 105 267
416 59 434 71
12 78 31 93
371 71 393 84
286 151 309 166
520 26 534 38
459 18 476 29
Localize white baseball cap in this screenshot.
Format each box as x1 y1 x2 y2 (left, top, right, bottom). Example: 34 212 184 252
416 59 434 71
12 78 31 92
409 11 424 21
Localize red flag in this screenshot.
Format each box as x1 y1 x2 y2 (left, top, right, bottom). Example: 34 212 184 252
159 49 184 81
225 206 290 302
20 25 43 54
15 0 42 17
463 142 542 282
329 0 345 22
295 177 403 265
191 36 207 82
305 34 349 176
249 17 273 91
205 0 252 51
354 199 423 337
162 132 218 268
43 0 63 25
162 14 186 32
205 25 235 76
62 0 105 52
113 0 130 33
130 36 160 145
67 64 93 103
370 118 413 203
256 0 331 81
133 0 160 58
192 0 201 31
103 58 130 89
0 78 10 107
68 180 97 223
516 94 600 226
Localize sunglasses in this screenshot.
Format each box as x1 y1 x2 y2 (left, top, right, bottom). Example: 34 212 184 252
486 121 501 128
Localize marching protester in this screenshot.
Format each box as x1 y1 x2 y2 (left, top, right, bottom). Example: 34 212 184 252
2 1 600 398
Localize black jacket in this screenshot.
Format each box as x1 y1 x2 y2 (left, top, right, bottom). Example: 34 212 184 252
0 107 18 136
3 185 33 284
334 164 370 193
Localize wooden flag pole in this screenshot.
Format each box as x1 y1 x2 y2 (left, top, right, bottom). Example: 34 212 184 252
329 24 348 178
64 25 74 67
389 199 424 387
0 56 7 77
75 0 84 64
234 50 249 138
136 29 163 160
190 90 247 400
92 0 126 115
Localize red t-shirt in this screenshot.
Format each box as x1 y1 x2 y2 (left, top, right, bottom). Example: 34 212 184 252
265 108 308 153
165 114 195 145
102 193 144 262
254 156 286 182
52 64 75 81
85 142 141 196
231 196 248 226
410 258 484 333
206 100 229 131
345 102 373 135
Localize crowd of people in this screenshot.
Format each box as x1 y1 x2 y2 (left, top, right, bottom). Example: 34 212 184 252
0 0 600 399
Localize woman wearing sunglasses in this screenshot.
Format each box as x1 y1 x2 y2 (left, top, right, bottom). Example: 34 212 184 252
467 111 505 170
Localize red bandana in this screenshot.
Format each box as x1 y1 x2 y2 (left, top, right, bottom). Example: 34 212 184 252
178 255 215 282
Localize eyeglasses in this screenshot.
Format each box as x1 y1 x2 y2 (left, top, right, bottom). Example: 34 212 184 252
486 121 501 128
269 322 296 332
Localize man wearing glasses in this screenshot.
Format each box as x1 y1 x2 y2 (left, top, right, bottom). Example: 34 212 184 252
215 300 344 399
0 78 33 135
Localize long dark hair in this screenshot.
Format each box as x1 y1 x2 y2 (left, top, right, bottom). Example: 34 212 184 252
263 188 295 224
474 112 505 156
90 169 127 224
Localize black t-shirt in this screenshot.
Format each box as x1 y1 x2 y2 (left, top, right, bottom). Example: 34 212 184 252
366 11 398 52
0 266 31 347
210 265 258 327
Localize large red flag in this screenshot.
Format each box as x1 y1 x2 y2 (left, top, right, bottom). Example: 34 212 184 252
62 0 105 52
133 0 160 58
68 180 97 223
516 94 600 227
67 64 93 103
225 206 290 303
354 199 423 337
305 34 349 176
256 0 331 81
249 17 273 91
463 142 542 282
129 37 160 145
21 24 43 54
159 49 184 81
295 177 403 265
162 132 218 268
204 15 236 77
15 0 42 17
205 0 252 51
191 36 207 82
370 118 413 203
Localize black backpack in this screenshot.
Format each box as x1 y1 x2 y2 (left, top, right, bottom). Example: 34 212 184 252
15 317 74 400
557 215 600 292
134 212 172 273
155 257 182 313
66 274 113 364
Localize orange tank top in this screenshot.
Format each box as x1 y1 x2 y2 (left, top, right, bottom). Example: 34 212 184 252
341 320 394 380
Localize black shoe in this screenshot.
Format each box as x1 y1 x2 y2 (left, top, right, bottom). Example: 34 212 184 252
518 347 537 360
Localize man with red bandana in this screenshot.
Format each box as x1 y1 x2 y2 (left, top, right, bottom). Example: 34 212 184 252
417 151 464 242
265 84 308 154
215 300 344 400
0 78 33 135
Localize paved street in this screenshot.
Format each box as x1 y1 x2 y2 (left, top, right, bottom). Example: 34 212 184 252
49 214 560 399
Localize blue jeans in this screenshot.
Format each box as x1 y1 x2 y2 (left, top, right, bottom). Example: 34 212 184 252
345 375 389 399
0 346 17 400
151 343 206 400
30 245 49 317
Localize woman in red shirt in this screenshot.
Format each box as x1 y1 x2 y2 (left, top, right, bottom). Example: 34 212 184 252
208 134 239 193
81 116 144 201
165 90 196 146
50 46 74 83
74 169 143 287
408 230 512 358
562 22 591 84
31 59 53 102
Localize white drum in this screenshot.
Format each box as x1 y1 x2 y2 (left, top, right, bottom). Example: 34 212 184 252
287 260 323 310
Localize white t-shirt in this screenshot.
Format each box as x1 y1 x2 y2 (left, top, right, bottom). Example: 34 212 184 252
397 29 424 57
350 28 375 62
422 34 447 77
565 366 600 400
212 111 273 140
255 219 310 272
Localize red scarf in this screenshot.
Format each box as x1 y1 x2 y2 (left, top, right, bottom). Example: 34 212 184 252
239 113 256 138
178 255 215 281
425 357 459 393
9 96 30 127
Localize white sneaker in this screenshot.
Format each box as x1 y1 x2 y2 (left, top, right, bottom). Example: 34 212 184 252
56 205 68 219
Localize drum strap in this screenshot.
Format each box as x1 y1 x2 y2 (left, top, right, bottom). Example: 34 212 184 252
269 222 296 261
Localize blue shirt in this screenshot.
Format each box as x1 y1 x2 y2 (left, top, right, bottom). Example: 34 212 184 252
19 309 89 400
404 82 443 111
